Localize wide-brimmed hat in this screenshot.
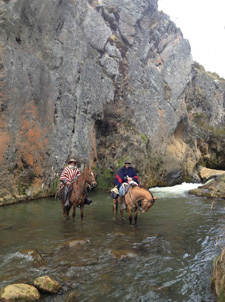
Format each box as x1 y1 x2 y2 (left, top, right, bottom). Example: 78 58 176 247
68 158 76 164
124 159 131 164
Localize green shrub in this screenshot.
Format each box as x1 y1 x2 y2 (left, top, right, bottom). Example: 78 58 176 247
50 176 60 195
93 167 114 191
218 289 225 302
140 133 148 144
27 168 36 183
18 184 27 195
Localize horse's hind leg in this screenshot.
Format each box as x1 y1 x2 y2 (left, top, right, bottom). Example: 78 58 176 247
113 199 118 218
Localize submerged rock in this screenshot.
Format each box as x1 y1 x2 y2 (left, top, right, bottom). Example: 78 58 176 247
62 239 91 248
212 248 225 299
0 283 40 301
109 249 137 260
64 290 79 302
19 249 43 263
33 276 61 294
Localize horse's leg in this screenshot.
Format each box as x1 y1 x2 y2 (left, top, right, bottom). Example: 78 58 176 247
80 205 84 220
120 202 124 218
72 203 76 220
118 196 125 218
127 206 132 225
134 209 138 225
113 199 118 218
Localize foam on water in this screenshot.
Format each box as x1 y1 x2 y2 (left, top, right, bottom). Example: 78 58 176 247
2 252 33 264
150 182 201 198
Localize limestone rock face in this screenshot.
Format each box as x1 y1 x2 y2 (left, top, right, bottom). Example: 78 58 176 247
0 283 40 301
199 167 225 181
0 0 225 203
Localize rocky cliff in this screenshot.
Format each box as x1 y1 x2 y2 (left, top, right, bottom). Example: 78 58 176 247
0 0 225 204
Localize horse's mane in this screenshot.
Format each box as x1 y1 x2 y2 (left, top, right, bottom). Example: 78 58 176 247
129 183 138 188
133 185 154 197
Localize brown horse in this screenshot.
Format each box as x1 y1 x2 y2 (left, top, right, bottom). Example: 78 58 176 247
62 167 97 220
114 184 157 224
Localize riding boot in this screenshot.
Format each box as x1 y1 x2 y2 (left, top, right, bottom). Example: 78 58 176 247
64 186 70 206
84 197 92 205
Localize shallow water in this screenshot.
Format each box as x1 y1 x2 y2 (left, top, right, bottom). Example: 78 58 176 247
1 184 225 302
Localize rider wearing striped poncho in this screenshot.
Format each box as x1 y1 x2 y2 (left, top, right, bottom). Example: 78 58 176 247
60 159 80 190
60 159 80 205
60 158 92 206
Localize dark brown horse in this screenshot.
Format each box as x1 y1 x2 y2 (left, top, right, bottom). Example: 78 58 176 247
62 167 97 220
114 184 157 224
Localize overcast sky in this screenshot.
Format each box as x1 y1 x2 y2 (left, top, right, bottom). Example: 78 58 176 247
158 0 225 79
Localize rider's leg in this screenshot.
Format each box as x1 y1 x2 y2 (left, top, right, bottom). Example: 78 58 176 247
64 185 69 206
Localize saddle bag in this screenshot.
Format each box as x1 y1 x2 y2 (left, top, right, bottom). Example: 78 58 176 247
110 186 119 199
111 191 119 199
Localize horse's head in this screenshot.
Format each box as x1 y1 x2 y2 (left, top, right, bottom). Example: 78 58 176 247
84 167 97 188
140 196 157 214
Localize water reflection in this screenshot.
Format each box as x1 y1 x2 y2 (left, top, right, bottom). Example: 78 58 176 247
0 186 225 301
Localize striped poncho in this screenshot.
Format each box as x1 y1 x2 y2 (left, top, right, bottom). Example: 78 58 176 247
59 165 81 189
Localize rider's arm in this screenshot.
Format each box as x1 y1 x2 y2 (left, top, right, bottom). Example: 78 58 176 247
129 168 139 184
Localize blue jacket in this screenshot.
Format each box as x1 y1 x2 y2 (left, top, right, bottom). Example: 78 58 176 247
114 166 139 189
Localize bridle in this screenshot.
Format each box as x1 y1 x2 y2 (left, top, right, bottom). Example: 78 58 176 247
85 171 96 187
128 187 155 212
71 170 96 207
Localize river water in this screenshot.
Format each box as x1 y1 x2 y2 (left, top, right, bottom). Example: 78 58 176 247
1 183 225 302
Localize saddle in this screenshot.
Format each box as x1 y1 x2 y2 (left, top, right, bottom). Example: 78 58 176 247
123 181 138 195
110 181 138 199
